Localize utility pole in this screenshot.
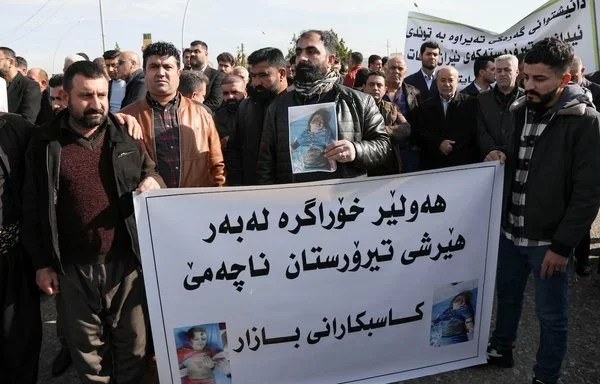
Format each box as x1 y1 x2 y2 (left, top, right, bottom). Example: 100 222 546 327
386 40 391 56
181 0 192 52
98 0 106 52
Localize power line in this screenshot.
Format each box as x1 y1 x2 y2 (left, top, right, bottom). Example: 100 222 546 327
0 0 53 40
8 0 67 44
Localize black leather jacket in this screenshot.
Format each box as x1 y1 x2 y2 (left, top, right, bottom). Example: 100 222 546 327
256 84 391 184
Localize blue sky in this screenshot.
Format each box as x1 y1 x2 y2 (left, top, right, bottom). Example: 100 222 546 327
2 0 547 74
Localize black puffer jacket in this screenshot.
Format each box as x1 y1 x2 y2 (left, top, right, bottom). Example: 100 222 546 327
256 84 391 184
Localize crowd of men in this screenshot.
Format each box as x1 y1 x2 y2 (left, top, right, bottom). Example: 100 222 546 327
0 30 599 384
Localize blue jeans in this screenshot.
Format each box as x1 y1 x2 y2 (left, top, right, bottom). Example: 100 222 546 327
491 235 569 384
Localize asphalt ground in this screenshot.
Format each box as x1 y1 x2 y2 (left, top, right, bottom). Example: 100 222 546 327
37 227 600 384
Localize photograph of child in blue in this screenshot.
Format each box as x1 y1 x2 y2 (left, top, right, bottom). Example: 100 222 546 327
289 104 337 173
430 287 477 347
175 323 232 384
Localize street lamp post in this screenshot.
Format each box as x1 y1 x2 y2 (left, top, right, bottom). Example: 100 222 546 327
99 0 106 52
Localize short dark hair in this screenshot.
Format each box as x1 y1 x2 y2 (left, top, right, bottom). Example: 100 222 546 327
15 56 27 69
222 74 245 87
248 47 286 68
298 30 339 56
289 55 296 65
143 42 181 70
353 68 371 88
186 327 207 340
0 47 16 60
103 50 120 60
178 70 209 96
183 48 192 54
63 61 106 92
190 40 208 50
474 57 493 77
217 52 234 65
368 54 382 66
381 56 389 66
524 37 573 75
420 41 441 55
350 52 363 66
367 70 386 81
48 74 64 88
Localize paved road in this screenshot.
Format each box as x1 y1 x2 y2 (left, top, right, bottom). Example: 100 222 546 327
37 234 600 384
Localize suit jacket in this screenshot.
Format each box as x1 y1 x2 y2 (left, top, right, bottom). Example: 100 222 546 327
581 78 600 110
404 70 438 101
7 72 42 124
35 89 54 125
120 69 146 109
203 67 224 111
415 92 478 170
460 82 482 97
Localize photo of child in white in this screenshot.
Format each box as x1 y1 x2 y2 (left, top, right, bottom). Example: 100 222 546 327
288 103 337 174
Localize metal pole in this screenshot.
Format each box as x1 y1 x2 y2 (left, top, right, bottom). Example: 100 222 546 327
99 0 106 52
181 0 192 52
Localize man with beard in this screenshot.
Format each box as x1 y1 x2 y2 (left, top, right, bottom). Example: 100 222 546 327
256 30 390 184
121 42 225 188
182 48 192 71
226 47 287 186
461 57 495 96
362 70 410 175
0 47 41 123
190 40 225 111
383 55 421 172
485 38 600 384
405 41 440 101
22 60 164 384
213 74 247 157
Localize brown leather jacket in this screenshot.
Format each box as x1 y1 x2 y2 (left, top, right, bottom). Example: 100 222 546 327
121 94 225 187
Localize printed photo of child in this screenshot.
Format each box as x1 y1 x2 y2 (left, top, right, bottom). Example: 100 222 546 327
288 102 337 174
430 280 478 347
175 323 232 384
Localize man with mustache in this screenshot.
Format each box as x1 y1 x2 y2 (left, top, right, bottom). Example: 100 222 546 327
121 42 225 188
485 38 600 384
361 70 410 175
256 30 390 184
22 60 164 383
404 40 440 101
226 47 287 186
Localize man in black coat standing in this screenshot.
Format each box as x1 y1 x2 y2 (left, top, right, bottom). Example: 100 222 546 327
116 51 146 109
190 40 225 111
415 66 478 170
404 41 440 101
0 47 41 123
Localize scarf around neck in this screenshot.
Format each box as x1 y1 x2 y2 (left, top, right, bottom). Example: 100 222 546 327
294 71 339 99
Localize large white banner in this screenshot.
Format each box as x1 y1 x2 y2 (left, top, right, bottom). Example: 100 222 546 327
134 163 503 384
405 0 599 87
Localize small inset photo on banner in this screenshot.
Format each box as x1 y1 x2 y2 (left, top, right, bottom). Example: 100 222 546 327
288 102 338 174
174 322 232 384
430 279 478 347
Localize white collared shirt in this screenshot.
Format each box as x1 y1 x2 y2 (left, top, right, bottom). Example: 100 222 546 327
474 82 491 93
0 77 7 113
421 69 435 90
440 94 454 116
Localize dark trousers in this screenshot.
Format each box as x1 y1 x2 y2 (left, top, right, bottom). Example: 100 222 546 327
0 243 41 384
58 257 147 384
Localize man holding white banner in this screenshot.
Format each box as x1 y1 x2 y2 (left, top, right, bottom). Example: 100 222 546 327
486 38 600 384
